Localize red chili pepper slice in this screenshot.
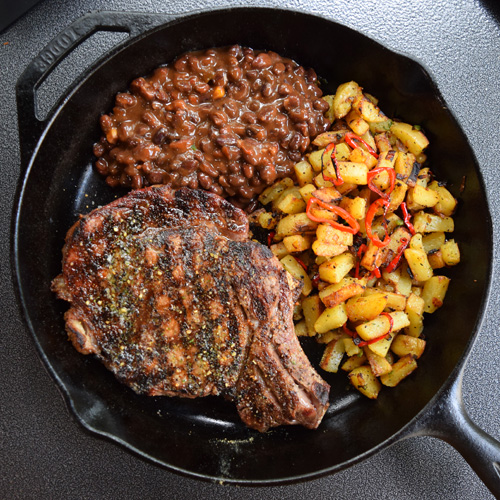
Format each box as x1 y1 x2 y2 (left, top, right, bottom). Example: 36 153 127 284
401 201 416 235
385 237 409 273
344 132 379 159
294 256 308 272
312 273 321 288
321 142 344 186
342 323 357 338
306 196 360 234
267 230 275 246
365 198 391 248
367 166 396 199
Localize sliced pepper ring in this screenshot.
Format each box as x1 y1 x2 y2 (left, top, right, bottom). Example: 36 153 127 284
344 131 379 159
306 196 360 234
367 166 396 199
365 198 391 248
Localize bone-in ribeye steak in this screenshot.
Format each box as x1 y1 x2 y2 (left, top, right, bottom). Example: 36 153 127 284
52 186 330 431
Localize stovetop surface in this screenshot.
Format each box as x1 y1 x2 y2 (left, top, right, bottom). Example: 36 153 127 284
1 1 499 498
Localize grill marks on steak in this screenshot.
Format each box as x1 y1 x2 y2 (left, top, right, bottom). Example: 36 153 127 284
52 186 330 431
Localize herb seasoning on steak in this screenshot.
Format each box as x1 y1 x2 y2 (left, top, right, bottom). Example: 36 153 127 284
52 186 330 431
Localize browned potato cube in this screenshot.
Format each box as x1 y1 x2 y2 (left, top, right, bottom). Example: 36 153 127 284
380 354 418 387
348 366 382 399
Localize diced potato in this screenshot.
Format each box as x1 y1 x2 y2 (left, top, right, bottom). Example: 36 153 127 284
308 149 326 172
391 334 426 359
415 167 432 188
315 330 341 344
312 187 343 204
341 353 367 371
294 320 308 337
302 295 323 335
413 211 454 233
294 161 315 186
346 293 388 322
343 337 362 357
275 212 318 239
258 177 294 205
421 275 450 313
380 354 418 387
376 149 397 171
410 184 440 208
314 303 348 333
312 224 353 258
422 232 446 253
404 248 433 282
428 181 457 216
390 122 429 156
394 152 416 180
330 81 362 120
360 239 388 271
405 310 424 338
440 239 460 266
258 211 278 230
339 196 367 220
370 119 393 134
318 252 355 284
283 234 313 253
280 255 312 296
375 132 391 152
395 266 413 296
319 277 365 308
299 183 317 203
364 347 393 376
270 242 289 259
320 337 346 373
356 314 392 341
360 130 377 151
352 95 386 123
428 250 446 269
405 292 425 316
273 187 306 214
327 162 369 185
367 333 395 358
356 311 410 341
335 142 352 161
312 129 349 147
348 366 382 399
346 109 369 135
383 292 407 311
349 145 378 169
387 180 408 212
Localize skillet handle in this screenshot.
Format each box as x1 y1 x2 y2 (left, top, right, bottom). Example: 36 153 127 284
15 10 175 169
410 369 500 497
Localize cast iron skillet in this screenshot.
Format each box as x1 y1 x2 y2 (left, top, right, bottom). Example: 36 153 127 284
12 7 500 494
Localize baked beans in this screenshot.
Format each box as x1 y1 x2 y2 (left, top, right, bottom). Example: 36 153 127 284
94 45 330 203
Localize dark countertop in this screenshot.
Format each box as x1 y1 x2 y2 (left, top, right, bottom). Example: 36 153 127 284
1 0 499 498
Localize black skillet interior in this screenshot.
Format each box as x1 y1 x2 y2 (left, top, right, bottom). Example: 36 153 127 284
13 8 492 483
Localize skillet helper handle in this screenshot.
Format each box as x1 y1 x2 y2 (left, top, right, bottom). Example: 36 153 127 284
415 370 500 497
15 10 173 168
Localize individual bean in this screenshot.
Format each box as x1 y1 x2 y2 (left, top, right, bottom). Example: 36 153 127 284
115 93 137 108
198 171 213 190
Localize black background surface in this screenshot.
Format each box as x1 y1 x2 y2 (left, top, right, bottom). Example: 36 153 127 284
1 1 499 498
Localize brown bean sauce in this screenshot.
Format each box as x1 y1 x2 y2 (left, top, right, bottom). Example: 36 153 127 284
93 45 330 204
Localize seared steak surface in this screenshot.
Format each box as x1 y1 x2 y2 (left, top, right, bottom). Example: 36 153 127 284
52 186 329 431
